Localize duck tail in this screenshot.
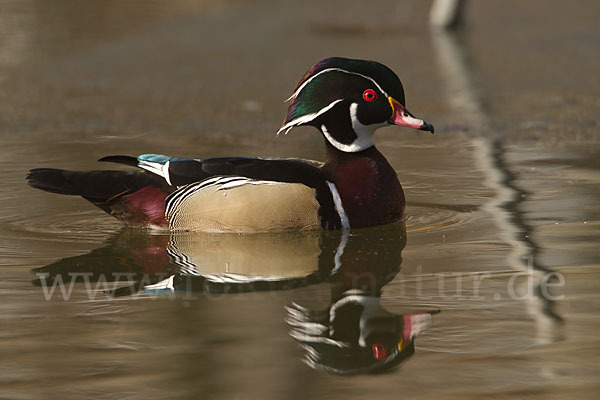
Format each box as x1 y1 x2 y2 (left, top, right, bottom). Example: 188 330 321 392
26 168 173 226
27 168 86 196
26 168 154 199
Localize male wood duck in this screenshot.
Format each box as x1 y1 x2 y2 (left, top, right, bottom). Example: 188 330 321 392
27 57 434 232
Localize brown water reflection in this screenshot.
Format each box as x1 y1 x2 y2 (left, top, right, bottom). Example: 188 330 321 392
31 222 435 376
1 0 599 399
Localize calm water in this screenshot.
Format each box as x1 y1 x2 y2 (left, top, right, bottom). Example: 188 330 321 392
1 1 599 399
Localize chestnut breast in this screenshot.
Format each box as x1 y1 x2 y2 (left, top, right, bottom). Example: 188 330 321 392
331 152 404 228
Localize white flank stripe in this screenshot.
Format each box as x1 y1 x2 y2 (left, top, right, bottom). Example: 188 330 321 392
326 181 350 229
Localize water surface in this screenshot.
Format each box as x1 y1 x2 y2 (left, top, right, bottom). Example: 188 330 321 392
1 1 599 399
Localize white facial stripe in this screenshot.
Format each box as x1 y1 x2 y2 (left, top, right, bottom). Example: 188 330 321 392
321 124 375 153
277 99 344 135
326 181 350 229
349 102 386 139
286 68 390 102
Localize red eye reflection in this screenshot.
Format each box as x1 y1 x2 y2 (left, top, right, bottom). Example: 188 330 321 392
372 343 387 360
362 89 378 102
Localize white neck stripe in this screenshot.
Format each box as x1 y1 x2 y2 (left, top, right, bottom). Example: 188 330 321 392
285 68 389 102
321 123 375 153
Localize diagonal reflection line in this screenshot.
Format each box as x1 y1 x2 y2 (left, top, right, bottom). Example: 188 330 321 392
474 138 563 323
432 28 563 344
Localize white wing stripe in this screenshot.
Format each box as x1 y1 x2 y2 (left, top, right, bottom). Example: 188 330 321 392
162 161 171 185
138 160 172 186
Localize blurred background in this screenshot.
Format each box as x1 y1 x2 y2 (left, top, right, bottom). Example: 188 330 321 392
1 1 599 399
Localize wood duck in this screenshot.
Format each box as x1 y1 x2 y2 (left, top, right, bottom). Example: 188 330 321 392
286 294 435 375
27 57 434 232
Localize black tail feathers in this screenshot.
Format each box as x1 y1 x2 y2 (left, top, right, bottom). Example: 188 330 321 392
26 168 171 203
27 168 84 196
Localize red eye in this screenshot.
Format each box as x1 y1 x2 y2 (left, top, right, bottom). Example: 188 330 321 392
362 89 378 102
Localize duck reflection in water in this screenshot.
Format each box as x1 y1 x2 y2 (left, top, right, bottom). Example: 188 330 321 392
286 223 437 375
286 292 435 375
32 222 436 375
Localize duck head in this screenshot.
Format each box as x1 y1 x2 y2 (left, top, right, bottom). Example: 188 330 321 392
286 291 437 375
278 57 434 153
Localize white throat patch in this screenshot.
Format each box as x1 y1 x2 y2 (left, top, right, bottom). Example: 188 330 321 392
320 102 377 153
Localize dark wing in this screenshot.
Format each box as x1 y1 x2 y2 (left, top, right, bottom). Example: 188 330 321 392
100 154 343 229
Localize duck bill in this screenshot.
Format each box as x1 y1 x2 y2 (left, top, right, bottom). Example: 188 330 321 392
388 97 434 133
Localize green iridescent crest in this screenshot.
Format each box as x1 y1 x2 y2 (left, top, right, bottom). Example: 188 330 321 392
278 57 406 134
